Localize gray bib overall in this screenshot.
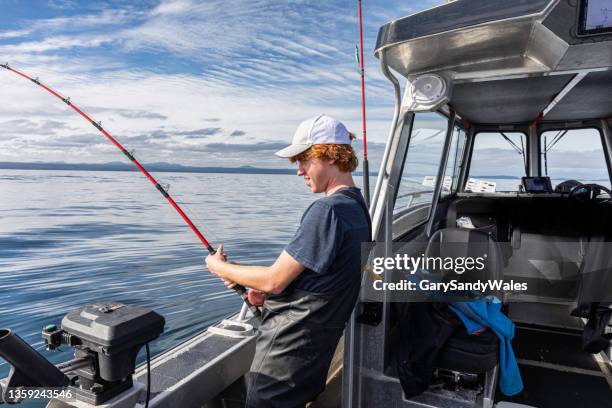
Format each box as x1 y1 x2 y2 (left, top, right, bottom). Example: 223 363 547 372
246 283 360 408
246 189 370 408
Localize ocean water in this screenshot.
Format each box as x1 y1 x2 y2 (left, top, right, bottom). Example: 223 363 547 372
0 169 323 386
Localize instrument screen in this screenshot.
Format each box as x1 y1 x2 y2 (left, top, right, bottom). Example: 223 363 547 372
522 177 553 193
578 0 612 36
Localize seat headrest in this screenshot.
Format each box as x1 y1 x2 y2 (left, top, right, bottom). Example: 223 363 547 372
425 228 503 284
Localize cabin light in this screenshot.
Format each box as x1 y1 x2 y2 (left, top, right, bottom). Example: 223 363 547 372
403 73 451 112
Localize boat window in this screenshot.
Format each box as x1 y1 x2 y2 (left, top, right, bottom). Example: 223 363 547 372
440 124 467 198
540 128 611 189
393 112 447 232
467 132 527 192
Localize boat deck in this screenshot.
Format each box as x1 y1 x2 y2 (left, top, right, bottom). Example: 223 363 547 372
497 325 612 407
133 319 256 408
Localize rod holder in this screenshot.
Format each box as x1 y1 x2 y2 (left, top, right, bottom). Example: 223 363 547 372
0 329 69 403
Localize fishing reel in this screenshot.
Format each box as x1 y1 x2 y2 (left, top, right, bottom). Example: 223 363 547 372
0 303 164 406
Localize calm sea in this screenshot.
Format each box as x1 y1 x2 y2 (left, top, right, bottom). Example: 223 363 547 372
0 169 328 388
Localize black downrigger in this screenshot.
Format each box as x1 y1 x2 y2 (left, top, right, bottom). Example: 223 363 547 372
0 303 164 406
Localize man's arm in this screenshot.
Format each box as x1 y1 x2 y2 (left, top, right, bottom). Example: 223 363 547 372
206 247 305 294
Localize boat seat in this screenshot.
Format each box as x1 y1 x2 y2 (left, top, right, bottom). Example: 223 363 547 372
504 232 584 300
436 325 499 373
447 196 598 303
426 227 504 405
572 228 612 354
425 227 505 291
504 199 609 329
575 228 612 306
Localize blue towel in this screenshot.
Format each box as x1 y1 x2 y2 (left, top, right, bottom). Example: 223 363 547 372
449 300 523 396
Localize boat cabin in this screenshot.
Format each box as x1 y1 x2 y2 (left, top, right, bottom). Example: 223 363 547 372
342 0 612 407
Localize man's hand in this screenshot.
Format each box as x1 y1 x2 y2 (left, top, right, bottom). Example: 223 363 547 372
222 278 237 289
206 245 240 289
205 244 228 277
205 248 305 295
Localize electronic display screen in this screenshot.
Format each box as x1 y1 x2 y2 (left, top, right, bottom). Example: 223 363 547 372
522 177 553 193
578 0 612 36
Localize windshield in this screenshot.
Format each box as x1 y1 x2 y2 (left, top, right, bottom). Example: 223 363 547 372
467 131 527 192
541 128 611 189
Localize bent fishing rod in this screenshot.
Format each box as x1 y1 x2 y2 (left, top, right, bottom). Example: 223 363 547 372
0 62 261 320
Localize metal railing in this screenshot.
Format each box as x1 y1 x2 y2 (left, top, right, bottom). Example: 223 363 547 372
393 189 434 218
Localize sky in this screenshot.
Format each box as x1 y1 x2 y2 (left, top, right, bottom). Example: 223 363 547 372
0 0 442 169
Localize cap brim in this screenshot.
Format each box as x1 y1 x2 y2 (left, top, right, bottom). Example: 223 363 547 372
274 144 311 158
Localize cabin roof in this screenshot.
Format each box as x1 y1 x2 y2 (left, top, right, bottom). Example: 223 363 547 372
374 0 551 55
451 71 612 124
375 0 612 125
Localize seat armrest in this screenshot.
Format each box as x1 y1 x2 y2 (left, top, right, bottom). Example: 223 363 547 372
511 226 521 250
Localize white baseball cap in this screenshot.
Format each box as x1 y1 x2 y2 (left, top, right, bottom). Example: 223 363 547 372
275 114 351 158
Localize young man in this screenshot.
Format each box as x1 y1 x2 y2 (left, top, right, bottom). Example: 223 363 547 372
205 114 371 408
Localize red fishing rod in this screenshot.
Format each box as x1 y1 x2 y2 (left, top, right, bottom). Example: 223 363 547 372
0 62 261 320
357 0 370 208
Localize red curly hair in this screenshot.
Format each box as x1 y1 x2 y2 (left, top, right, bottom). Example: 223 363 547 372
289 133 358 172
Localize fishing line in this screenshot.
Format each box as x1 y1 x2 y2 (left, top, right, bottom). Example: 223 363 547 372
1 62 261 320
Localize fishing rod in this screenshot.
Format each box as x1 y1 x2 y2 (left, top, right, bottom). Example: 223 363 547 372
357 0 370 208
0 62 261 320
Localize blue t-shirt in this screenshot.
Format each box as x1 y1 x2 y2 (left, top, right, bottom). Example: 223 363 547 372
285 187 370 293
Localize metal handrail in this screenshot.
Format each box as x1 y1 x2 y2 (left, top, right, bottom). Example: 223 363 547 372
395 189 434 200
370 50 402 238
393 190 434 219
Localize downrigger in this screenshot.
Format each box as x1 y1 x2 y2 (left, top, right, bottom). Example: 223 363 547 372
0 303 164 407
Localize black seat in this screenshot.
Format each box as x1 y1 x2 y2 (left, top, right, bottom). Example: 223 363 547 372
394 227 505 405
573 219 612 353
437 326 499 373
395 228 502 407
427 228 504 404
425 227 505 291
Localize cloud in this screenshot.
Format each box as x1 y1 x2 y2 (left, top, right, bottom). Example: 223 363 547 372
230 130 246 137
196 142 287 152
28 8 138 32
0 118 72 135
36 133 101 147
176 128 222 137
124 130 171 143
0 29 32 39
120 128 223 145
0 35 114 53
84 107 167 120
116 110 167 120
150 0 193 16
47 0 79 10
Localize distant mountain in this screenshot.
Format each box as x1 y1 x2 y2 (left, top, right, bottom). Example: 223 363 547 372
0 161 371 176
472 175 520 179
0 161 296 175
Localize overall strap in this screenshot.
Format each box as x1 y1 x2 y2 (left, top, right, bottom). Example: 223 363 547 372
336 189 372 239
